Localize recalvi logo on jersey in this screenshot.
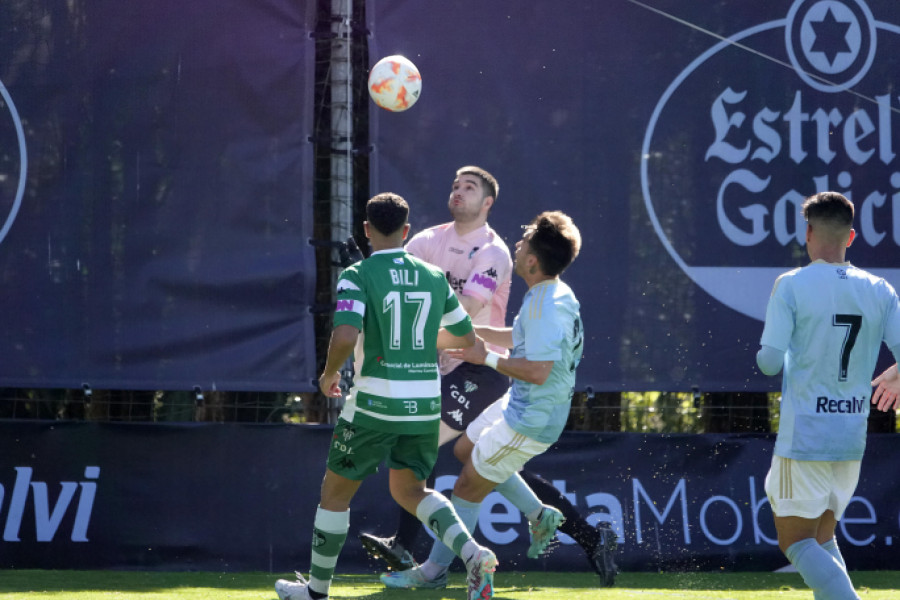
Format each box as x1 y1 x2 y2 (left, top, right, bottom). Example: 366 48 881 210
817 395 867 413
0 467 99 543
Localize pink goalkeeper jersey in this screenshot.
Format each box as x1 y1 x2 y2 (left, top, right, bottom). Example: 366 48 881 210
406 222 512 374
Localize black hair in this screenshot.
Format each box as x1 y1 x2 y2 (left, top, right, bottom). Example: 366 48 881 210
366 193 409 236
802 191 854 227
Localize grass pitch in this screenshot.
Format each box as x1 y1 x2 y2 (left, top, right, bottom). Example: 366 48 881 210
0 570 897 599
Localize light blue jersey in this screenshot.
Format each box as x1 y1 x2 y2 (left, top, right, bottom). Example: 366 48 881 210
503 279 583 444
760 260 900 461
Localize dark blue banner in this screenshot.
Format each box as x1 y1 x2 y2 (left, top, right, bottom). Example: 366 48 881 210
0 422 897 573
0 1 316 391
368 0 900 391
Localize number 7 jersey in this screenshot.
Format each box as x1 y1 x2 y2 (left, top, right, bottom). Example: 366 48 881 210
760 260 900 461
332 248 473 434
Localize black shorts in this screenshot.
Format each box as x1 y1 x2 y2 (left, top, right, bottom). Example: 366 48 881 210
441 362 510 432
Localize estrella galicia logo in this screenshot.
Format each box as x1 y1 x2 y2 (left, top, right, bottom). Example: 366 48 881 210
642 0 899 321
0 77 27 246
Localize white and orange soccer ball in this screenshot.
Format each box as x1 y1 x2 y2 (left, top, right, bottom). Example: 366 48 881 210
367 55 421 112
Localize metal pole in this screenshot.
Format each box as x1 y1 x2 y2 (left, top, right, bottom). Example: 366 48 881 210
330 0 353 278
329 0 354 422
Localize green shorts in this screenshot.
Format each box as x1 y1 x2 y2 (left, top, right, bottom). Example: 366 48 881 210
326 418 439 481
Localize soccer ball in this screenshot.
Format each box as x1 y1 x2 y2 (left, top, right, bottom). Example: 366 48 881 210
367 55 422 112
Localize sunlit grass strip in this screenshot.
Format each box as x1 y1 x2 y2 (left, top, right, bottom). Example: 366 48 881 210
0 570 897 600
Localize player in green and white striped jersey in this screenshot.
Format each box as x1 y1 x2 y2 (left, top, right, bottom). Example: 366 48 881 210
332 236 471 435
276 193 499 600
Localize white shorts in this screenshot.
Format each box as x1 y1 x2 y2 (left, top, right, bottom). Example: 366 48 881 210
465 394 551 484
764 455 861 520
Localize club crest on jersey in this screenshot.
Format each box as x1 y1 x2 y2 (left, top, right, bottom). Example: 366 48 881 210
837 268 848 279
393 257 404 264
464 379 478 393
468 246 480 259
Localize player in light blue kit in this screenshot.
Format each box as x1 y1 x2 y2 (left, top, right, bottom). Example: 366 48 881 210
381 210 583 591
757 192 900 600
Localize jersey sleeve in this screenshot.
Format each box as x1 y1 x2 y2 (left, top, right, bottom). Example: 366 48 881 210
760 273 795 352
881 280 900 350
332 267 365 330
461 245 510 304
440 284 473 337
404 230 430 261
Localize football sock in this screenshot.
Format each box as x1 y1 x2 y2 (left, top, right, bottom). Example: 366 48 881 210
424 494 482 569
821 538 847 570
785 538 858 600
308 506 349 599
494 472 542 518
813 538 850 600
521 470 598 549
415 493 472 566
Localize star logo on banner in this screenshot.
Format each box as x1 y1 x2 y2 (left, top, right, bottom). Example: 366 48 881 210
785 0 876 93
809 7 851 67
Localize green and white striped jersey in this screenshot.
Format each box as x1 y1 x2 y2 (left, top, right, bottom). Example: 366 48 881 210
333 248 473 433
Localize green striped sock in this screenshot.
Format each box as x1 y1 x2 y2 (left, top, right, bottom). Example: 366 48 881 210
416 492 471 557
308 506 349 598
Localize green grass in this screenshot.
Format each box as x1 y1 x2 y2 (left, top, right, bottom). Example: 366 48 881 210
0 570 897 599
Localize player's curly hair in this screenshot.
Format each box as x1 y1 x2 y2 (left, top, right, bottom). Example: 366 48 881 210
525 211 582 277
366 193 409 236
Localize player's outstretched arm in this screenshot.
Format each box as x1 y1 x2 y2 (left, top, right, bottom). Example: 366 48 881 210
444 340 553 385
473 325 513 349
871 363 900 412
437 328 476 350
